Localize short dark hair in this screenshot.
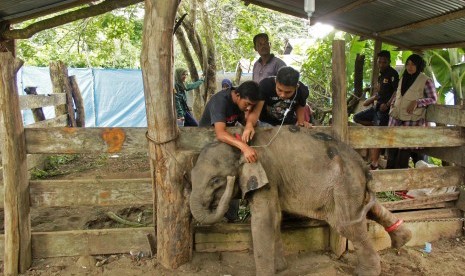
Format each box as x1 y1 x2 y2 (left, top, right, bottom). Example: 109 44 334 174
377 50 391 61
236 81 260 102
276 66 299 86
253 33 269 47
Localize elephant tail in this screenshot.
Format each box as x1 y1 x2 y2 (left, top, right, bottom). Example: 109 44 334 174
339 191 376 227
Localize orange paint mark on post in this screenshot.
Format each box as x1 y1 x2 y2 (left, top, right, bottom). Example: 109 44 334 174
102 128 126 153
63 127 77 134
99 191 110 199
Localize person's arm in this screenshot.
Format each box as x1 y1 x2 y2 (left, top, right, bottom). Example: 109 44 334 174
407 79 438 113
185 79 204 91
214 122 258 163
363 94 378 106
242 101 264 142
295 105 312 128
174 93 185 119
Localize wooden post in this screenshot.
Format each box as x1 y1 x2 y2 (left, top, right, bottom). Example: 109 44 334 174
371 39 382 97
24 87 46 122
141 0 191 269
49 61 76 127
330 40 348 257
0 53 31 275
69 76 85 127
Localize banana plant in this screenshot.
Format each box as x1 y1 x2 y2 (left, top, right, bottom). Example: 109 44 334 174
424 48 465 105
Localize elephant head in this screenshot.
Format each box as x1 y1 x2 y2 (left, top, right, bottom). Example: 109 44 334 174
190 142 240 224
190 142 268 224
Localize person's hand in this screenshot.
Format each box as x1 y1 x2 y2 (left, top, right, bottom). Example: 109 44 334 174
242 125 255 143
379 103 388 112
406 100 417 114
242 145 258 163
297 121 313 128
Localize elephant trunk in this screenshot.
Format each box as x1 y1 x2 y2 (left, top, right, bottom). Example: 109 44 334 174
190 176 236 225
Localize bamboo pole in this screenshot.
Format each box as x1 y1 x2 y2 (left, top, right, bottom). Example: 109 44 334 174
141 0 192 269
0 52 31 275
330 40 348 257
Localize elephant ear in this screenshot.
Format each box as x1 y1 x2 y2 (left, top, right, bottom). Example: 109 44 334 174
238 161 270 198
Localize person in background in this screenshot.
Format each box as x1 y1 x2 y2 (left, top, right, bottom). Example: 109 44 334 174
252 33 286 83
353 50 399 170
174 68 204 127
242 66 311 142
221 78 233 90
386 54 437 169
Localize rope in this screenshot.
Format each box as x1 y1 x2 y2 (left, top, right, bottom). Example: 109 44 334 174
145 130 178 145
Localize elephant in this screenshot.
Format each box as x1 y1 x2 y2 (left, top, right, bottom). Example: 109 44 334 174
190 127 412 276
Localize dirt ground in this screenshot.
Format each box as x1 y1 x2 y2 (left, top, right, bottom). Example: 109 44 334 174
1 153 465 275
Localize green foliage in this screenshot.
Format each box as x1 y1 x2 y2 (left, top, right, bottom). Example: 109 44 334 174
30 154 78 179
377 191 402 202
16 4 144 68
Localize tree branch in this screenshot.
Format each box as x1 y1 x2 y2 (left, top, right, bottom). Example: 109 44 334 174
1 0 142 40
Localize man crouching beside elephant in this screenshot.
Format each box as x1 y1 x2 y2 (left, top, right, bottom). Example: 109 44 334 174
194 77 411 276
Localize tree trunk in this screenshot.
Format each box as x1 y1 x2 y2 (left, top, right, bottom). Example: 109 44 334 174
371 40 382 97
199 0 216 102
0 53 31 276
234 61 242 86
347 54 365 114
174 25 203 119
69 76 85 127
141 0 192 269
49 61 76 127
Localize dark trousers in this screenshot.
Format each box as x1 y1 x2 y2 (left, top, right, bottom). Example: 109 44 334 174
387 149 426 169
184 112 198 127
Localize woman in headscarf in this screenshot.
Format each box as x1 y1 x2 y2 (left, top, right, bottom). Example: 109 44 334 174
386 54 437 169
174 68 204 127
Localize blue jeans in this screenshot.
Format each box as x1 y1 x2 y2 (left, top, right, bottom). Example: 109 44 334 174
183 112 198 127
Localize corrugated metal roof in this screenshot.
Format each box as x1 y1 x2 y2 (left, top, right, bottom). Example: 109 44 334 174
0 0 464 50
243 0 465 50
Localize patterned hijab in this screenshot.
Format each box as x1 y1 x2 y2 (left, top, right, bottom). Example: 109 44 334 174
175 68 188 91
401 54 425 95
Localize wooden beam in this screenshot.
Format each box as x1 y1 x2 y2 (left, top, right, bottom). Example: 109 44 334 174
49 61 76 127
381 192 459 211
0 227 153 259
371 40 382 96
25 114 68 128
69 76 85 127
378 8 465 37
19 94 66 110
349 126 463 148
1 0 143 40
0 53 31 274
23 87 45 122
369 166 464 192
28 178 152 207
426 104 465 127
23 126 463 154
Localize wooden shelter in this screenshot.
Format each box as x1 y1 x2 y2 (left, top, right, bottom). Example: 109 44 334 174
0 1 464 276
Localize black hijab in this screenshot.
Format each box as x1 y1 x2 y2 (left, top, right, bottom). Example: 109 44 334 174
401 54 426 95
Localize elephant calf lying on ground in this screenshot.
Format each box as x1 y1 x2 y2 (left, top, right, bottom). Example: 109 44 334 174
190 127 412 276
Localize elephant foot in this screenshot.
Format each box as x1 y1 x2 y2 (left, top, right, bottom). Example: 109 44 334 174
355 254 381 276
386 220 412 248
275 256 288 273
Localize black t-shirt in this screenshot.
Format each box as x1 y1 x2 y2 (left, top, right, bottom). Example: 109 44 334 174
376 66 399 109
198 88 243 127
258 77 309 125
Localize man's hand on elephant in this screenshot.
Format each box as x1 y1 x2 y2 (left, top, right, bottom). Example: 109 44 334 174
242 145 258 163
242 125 255 143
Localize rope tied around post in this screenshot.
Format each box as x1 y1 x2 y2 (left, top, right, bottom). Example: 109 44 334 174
145 130 179 145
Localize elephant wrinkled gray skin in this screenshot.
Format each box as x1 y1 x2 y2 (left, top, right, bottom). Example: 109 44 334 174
190 127 412 276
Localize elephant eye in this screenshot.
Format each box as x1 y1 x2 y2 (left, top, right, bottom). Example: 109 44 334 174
209 176 223 186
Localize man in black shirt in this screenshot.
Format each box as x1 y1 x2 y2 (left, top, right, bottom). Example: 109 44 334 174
242 66 310 142
199 80 261 163
354 50 399 169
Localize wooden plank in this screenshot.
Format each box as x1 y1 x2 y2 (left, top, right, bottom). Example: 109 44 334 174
0 227 154 259
381 192 459 211
384 201 454 212
69 76 85 127
369 166 464 192
426 104 465 127
420 146 465 167
23 87 45 122
28 178 152 207
50 61 76 127
349 126 463 148
18 94 66 110
0 52 32 273
24 126 463 154
25 114 68 128
195 223 328 254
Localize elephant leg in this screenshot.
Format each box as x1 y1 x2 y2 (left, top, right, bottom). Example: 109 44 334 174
332 218 381 276
367 202 412 248
249 184 284 276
